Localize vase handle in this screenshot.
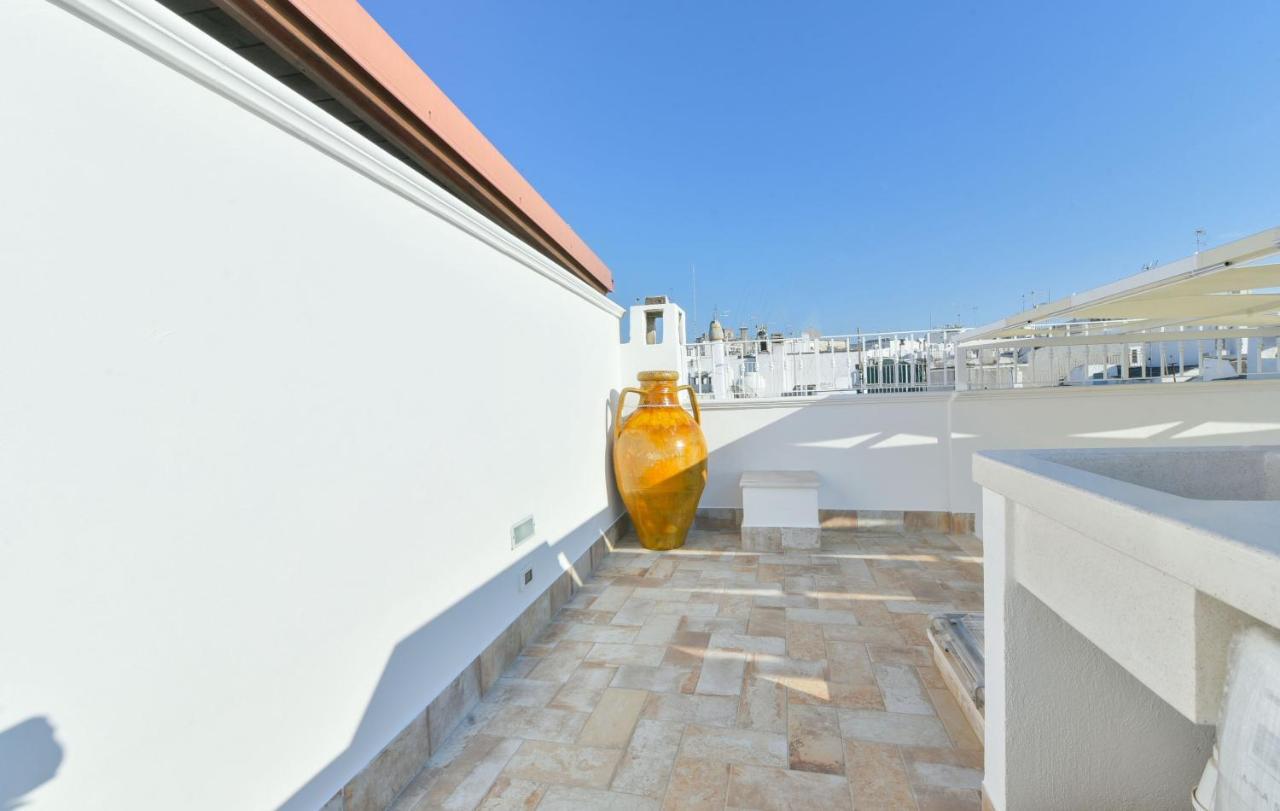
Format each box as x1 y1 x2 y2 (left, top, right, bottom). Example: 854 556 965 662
677 385 702 425
614 387 643 438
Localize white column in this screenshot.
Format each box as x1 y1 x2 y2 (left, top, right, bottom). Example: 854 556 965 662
710 339 729 399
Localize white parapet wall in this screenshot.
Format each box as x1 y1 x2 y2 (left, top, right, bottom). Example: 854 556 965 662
0 2 623 808
698 381 1280 519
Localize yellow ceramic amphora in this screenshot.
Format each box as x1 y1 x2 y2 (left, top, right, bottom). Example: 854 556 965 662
612 371 708 551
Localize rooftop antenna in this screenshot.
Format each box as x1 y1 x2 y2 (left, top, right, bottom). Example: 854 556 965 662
1194 228 1207 253
691 264 698 330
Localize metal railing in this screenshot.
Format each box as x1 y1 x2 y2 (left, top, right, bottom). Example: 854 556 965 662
686 329 964 401
958 323 1280 391
686 323 1280 399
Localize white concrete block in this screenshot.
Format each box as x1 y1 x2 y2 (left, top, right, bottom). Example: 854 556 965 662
739 471 820 550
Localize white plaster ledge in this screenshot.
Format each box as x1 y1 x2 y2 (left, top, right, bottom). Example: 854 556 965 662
974 446 1280 631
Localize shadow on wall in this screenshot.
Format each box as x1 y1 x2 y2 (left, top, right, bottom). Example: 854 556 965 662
280 507 622 810
280 393 622 811
697 397 953 511
0 717 63 810
695 388 1280 513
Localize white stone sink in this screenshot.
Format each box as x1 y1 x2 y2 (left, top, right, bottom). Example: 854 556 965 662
976 445 1280 810
975 445 1280 725
1037 445 1280 502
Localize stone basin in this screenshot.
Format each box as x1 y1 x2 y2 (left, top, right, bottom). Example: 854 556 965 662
975 444 1280 810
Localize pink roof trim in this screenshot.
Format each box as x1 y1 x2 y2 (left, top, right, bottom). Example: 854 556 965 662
285 0 614 291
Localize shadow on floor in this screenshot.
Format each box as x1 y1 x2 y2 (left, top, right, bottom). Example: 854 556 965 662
0 716 63 810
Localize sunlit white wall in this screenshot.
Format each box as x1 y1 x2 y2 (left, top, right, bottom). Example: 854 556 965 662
0 1 622 808
948 382 1280 513
698 394 953 511
699 382 1280 515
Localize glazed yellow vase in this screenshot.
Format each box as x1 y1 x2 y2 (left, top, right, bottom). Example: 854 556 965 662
613 371 708 551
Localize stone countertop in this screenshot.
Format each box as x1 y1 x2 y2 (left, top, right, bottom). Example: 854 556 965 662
974 445 1280 630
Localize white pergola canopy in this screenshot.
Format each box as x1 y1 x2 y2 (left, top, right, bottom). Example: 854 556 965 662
961 227 1280 347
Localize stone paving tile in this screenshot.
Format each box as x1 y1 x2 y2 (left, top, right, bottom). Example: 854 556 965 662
874 662 934 715
909 759 983 790
845 740 918 811
789 680 884 710
787 704 844 775
695 650 748 696
826 640 875 686
482 705 588 743
393 734 509 811
663 631 711 667
397 528 983 809
868 643 935 666
436 738 523 810
684 616 748 634
838 709 952 747
634 615 683 644
547 665 615 713
642 693 739 728
822 623 907 644
612 664 698 694
724 763 852 810
612 599 659 626
736 674 787 734
853 600 899 627
885 600 958 615
592 585 635 612
563 624 641 644
655 601 720 618
913 785 983 811
893 615 935 647
475 775 544 809
746 606 788 637
525 641 594 683
786 607 860 625
709 632 786 655
585 642 668 667
538 785 662 810
611 719 684 798
786 622 828 660
500 740 622 788
928 687 983 750
679 723 788 768
484 678 560 708
578 687 648 747
663 758 730 810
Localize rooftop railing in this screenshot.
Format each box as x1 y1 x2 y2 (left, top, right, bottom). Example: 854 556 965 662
686 329 963 400
958 323 1280 391
686 324 1280 400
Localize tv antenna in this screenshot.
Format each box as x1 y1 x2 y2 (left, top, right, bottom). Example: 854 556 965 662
690 263 698 329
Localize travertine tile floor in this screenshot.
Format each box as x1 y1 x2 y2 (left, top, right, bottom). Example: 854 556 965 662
392 528 984 810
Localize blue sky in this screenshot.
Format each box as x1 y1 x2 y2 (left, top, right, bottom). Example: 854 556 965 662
363 0 1279 335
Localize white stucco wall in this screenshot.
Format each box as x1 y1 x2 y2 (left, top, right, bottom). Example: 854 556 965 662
948 382 1280 514
0 2 622 809
699 382 1280 515
698 393 953 511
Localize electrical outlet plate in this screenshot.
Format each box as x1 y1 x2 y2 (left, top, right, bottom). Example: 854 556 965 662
511 516 536 550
